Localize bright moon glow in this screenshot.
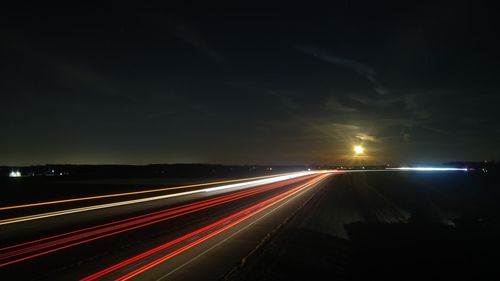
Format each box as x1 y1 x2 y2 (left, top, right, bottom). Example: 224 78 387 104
353 145 364 155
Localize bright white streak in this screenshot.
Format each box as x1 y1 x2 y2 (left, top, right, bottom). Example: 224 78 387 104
387 167 468 171
0 171 319 226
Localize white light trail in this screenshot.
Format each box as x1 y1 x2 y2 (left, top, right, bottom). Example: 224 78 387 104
0 171 320 226
387 167 468 171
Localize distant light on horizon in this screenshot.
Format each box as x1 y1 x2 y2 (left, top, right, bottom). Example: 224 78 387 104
9 171 21 177
387 167 468 172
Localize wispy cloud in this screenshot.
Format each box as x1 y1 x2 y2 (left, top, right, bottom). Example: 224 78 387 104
294 45 389 95
167 20 225 64
356 133 376 142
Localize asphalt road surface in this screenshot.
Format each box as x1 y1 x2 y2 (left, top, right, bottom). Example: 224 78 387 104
0 171 332 280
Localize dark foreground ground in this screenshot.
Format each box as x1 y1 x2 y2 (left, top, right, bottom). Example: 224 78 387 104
226 171 500 281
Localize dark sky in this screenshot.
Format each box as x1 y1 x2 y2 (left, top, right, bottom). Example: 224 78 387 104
1 1 499 165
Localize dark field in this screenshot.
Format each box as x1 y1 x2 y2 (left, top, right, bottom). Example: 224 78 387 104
226 171 500 281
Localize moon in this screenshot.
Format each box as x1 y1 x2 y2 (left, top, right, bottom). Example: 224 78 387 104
354 145 364 155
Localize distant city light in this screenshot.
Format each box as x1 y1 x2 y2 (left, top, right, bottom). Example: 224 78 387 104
9 171 21 177
387 167 468 172
353 145 364 155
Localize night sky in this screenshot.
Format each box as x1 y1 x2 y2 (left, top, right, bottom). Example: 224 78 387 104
2 2 499 165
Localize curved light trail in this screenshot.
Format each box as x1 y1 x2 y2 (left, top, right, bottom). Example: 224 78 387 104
0 174 317 267
81 173 331 281
0 171 317 226
0 172 295 211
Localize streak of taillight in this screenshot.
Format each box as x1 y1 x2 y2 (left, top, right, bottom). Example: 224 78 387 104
0 176 299 252
83 174 329 281
0 175 317 267
116 175 328 281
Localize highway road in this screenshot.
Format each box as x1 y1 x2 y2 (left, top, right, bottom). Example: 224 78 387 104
0 171 333 280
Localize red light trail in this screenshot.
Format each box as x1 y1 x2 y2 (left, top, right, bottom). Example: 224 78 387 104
82 173 330 280
0 174 318 267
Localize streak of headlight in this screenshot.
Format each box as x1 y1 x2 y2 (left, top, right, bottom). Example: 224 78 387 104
387 167 468 171
81 173 330 281
0 173 296 211
0 175 316 267
0 171 319 226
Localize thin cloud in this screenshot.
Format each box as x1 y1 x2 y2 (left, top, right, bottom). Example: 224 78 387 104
356 133 376 142
294 45 389 95
168 20 225 64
